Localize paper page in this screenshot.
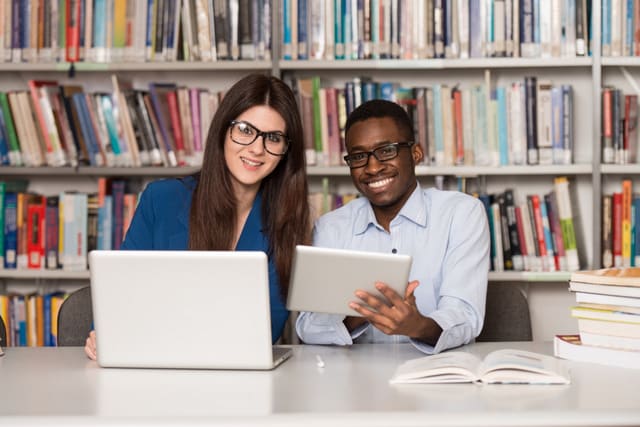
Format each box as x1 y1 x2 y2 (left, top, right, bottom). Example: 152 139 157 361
479 349 570 384
390 351 481 384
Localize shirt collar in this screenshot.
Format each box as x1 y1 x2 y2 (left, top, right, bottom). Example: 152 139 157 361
353 181 427 235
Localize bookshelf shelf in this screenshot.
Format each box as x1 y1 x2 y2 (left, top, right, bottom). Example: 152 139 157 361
488 271 571 282
0 269 90 280
601 57 640 67
600 164 640 174
0 166 201 177
0 61 273 72
308 164 592 177
280 58 593 71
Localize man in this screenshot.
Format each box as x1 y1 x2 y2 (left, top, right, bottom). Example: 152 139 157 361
296 99 490 354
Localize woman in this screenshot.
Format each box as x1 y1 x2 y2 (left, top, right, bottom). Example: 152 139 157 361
85 74 311 360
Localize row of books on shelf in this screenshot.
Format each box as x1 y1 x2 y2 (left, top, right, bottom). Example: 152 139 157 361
553 267 640 370
0 179 136 271
0 0 272 64
282 0 591 61
293 75 575 168
601 179 640 268
601 0 640 57
0 76 221 168
0 291 69 347
601 87 640 165
479 177 580 273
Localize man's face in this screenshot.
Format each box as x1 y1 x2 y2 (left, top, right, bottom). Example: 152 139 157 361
345 117 423 211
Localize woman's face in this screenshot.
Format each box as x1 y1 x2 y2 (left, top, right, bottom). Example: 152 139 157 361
224 105 286 195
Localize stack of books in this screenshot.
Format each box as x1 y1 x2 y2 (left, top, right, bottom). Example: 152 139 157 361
553 268 640 369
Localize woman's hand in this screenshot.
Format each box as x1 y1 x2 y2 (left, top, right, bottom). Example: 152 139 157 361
84 330 97 360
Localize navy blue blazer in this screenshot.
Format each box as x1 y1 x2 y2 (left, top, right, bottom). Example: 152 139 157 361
121 176 289 343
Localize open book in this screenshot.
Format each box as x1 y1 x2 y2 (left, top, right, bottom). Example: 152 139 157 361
390 349 570 385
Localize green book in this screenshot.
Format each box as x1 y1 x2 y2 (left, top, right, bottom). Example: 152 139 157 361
0 93 22 166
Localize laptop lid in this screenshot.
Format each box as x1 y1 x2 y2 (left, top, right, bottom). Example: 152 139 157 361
287 245 413 316
89 250 291 370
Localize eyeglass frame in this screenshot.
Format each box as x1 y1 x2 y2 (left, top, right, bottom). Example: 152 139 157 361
228 120 290 156
343 141 415 169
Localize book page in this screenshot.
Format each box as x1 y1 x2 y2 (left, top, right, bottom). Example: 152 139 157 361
479 349 570 384
390 352 481 384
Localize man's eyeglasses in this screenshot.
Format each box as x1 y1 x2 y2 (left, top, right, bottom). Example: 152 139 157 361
343 141 415 169
229 120 289 156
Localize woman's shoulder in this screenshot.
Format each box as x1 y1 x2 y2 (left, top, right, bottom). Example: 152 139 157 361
144 175 197 197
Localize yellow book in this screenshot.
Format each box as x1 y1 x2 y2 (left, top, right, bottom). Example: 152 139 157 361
622 180 632 267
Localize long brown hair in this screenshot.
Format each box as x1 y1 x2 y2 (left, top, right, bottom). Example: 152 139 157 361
189 74 311 296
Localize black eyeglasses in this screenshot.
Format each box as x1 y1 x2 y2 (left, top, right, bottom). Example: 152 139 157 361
343 142 415 169
229 120 289 156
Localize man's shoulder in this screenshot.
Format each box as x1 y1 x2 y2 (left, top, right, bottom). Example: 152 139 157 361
425 188 482 210
316 197 367 228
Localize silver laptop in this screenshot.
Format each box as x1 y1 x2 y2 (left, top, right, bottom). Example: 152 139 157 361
287 245 413 316
89 250 292 370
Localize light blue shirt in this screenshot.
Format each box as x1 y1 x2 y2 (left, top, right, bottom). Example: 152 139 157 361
296 182 490 354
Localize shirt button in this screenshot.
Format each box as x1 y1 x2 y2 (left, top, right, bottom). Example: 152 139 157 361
392 248 397 254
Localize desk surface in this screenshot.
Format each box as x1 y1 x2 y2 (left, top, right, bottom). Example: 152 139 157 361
1 342 639 427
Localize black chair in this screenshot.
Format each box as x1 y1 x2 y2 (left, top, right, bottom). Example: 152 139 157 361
0 313 6 347
476 283 533 342
57 286 93 346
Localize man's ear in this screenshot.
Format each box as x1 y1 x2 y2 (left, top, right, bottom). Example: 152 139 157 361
412 143 424 164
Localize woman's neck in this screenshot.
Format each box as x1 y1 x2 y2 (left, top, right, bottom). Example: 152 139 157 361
232 185 259 249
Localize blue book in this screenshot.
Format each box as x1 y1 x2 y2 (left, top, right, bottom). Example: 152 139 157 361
297 0 308 59
334 0 345 59
551 86 564 165
0 107 10 165
378 82 395 101
478 194 495 271
626 0 634 56
539 199 556 271
97 195 113 250
3 192 17 269
145 0 155 59
71 93 100 166
92 0 107 58
496 87 508 166
283 0 292 59
602 0 611 54
469 0 482 57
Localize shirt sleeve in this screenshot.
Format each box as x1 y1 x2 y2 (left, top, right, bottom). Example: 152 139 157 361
417 200 490 354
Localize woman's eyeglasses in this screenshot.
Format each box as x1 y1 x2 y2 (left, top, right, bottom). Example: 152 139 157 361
343 141 415 169
229 120 289 156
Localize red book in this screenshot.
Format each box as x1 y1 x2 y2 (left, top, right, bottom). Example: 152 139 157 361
613 192 623 267
453 88 464 165
530 195 549 270
27 199 45 269
165 90 186 166
325 87 341 166
65 0 81 62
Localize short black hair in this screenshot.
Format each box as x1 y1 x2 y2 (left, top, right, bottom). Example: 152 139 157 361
345 99 414 142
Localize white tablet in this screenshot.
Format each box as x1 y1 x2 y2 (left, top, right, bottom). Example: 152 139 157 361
286 245 413 316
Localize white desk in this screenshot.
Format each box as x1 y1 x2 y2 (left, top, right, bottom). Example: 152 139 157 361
0 342 639 426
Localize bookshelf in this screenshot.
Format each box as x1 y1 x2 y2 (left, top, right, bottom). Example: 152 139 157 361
0 0 628 343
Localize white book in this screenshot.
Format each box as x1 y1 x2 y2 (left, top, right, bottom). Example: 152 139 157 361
512 0 519 57
539 0 552 57
415 0 426 58
492 203 505 272
508 82 525 165
504 0 513 57
380 0 391 58
324 0 334 59
550 0 562 57
391 349 570 384
229 0 240 60
194 0 213 61
309 0 325 59
553 176 580 271
441 85 455 166
457 0 469 58
493 0 506 56
580 331 640 352
462 88 474 165
563 0 576 57
536 80 553 165
611 0 622 56
520 200 539 271
554 334 640 370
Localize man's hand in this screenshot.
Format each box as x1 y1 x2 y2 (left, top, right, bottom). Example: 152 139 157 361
348 281 442 345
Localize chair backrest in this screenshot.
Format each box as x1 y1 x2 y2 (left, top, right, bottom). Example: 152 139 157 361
476 283 532 342
0 313 6 347
57 286 93 346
